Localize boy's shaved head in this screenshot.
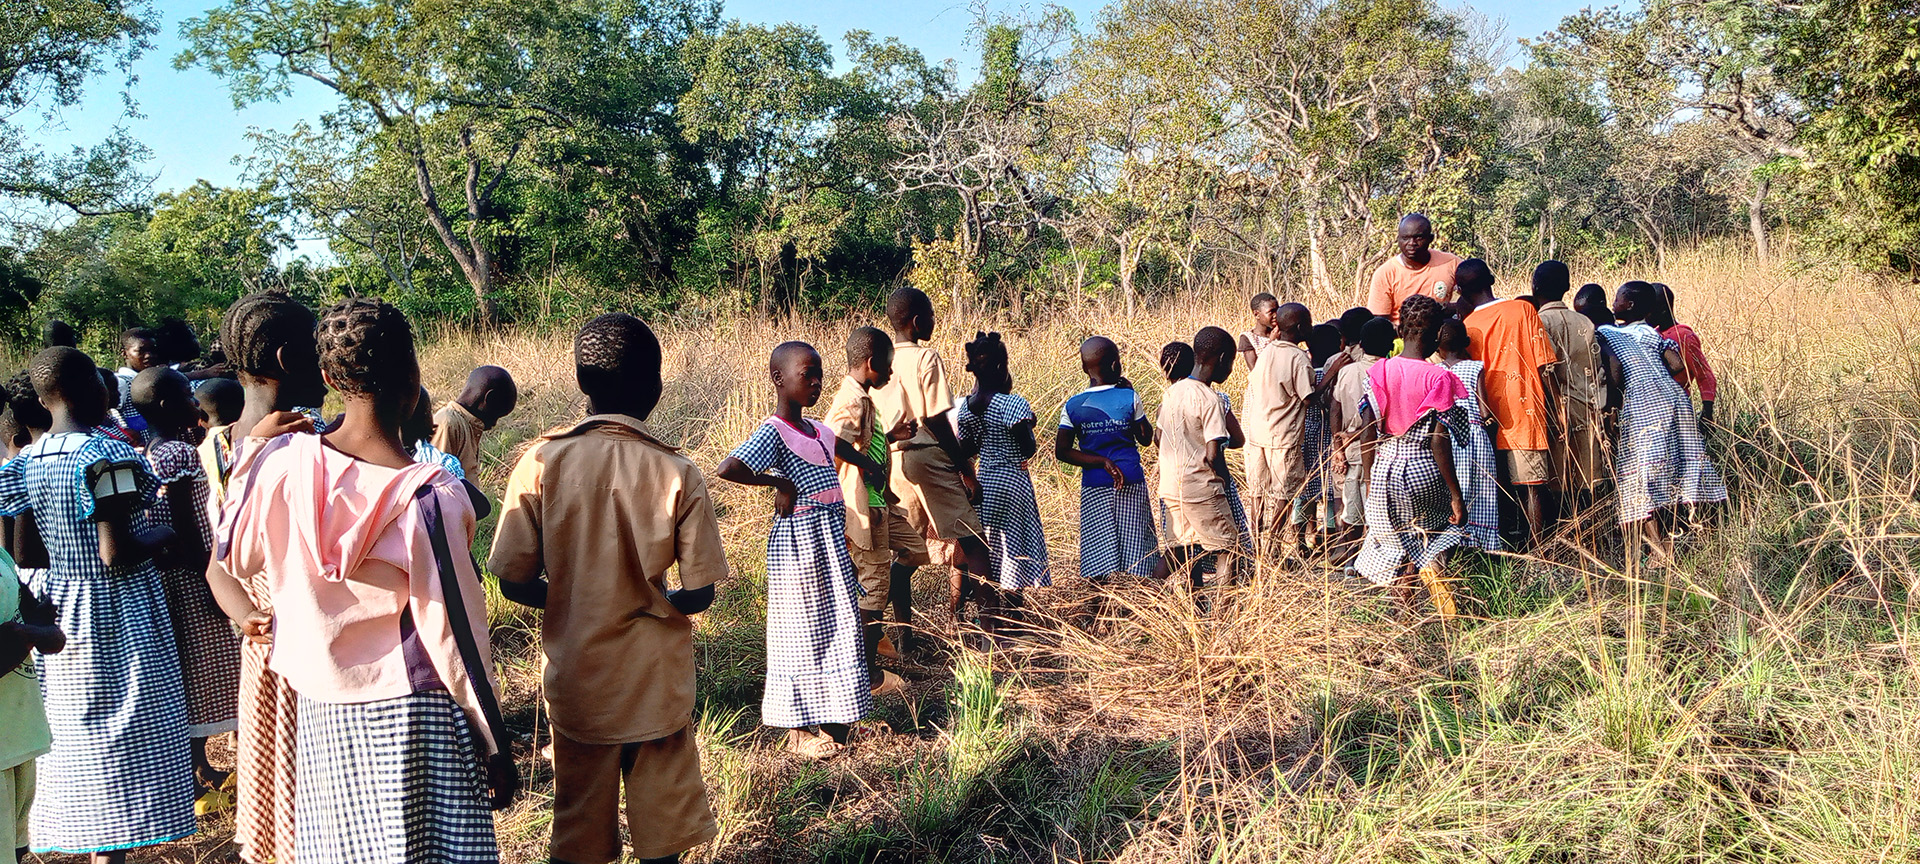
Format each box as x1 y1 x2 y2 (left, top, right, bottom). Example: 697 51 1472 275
1456 258 1495 296
129 366 190 410
846 326 891 369
770 340 819 372
31 347 104 422
1360 317 1396 357
42 320 77 349
197 377 244 427
576 313 664 419
1080 335 1119 370
1193 326 1234 364
1532 260 1571 301
886 287 932 331
1275 302 1311 335
1338 306 1374 343
1249 292 1277 311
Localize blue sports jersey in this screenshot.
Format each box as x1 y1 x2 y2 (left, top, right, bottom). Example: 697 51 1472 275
1059 385 1146 488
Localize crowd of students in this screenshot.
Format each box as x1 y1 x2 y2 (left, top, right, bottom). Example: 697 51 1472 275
0 213 1727 864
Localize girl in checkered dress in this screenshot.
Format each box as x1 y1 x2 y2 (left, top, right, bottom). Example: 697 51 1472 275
957 332 1051 591
0 347 197 858
218 299 508 863
1598 281 1727 563
1350 297 1473 615
716 341 871 760
1434 320 1502 553
132 367 241 809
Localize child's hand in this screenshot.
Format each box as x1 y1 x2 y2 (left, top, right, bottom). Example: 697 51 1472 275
24 622 64 655
959 466 983 505
1448 495 1466 526
485 750 520 810
772 477 799 517
1116 376 1134 391
249 410 314 440
888 417 917 443
861 462 887 490
240 610 275 645
1102 457 1126 488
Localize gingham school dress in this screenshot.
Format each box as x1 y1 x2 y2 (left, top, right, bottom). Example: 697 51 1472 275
1438 360 1501 552
957 393 1052 589
731 417 871 728
0 432 195 854
1217 392 1254 549
1354 407 1476 586
1597 323 1728 523
1291 367 1336 529
1060 386 1158 579
147 438 241 737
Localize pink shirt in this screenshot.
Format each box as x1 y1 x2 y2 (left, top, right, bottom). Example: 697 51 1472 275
1367 356 1468 437
1660 323 1717 402
218 432 503 753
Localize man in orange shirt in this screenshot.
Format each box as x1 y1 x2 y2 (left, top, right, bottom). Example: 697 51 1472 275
1455 258 1561 547
1367 214 1462 322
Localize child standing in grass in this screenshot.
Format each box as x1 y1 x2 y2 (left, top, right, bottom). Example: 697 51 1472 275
1433 320 1501 553
1351 296 1471 616
1243 303 1314 553
1290 323 1344 554
1328 317 1395 565
1157 328 1245 586
1058 336 1157 580
132 367 240 812
1237 292 1280 371
431 366 518 478
717 341 871 760
1651 284 1717 428
491 313 727 864
823 326 919 696
1158 341 1251 556
1597 282 1727 564
0 347 196 862
956 332 1050 595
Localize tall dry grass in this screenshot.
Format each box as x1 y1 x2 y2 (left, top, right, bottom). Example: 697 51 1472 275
402 247 1920 863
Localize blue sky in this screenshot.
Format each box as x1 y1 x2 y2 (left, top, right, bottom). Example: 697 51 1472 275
29 0 1588 199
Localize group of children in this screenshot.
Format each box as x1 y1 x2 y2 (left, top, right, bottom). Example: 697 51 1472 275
0 254 1727 864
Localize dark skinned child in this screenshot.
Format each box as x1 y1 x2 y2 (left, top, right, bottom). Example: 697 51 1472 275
957 332 1049 612
491 313 725 864
1288 323 1344 555
433 365 518 477
1237 292 1280 371
1432 320 1501 554
2 532 64 863
0 347 191 864
717 342 872 760
114 328 160 441
1243 303 1314 556
823 326 920 693
132 367 240 810
1157 328 1246 590
1057 336 1158 580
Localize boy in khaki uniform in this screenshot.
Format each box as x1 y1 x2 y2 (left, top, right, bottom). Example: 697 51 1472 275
1241 303 1315 552
489 314 726 864
823 327 924 692
871 288 994 638
1158 327 1244 585
430 365 518 477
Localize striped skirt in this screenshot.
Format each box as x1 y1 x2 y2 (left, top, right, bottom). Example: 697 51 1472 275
235 638 298 864
1077 483 1159 580
293 690 497 864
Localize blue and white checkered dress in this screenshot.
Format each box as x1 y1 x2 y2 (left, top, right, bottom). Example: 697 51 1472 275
0 431 195 854
731 418 871 728
1354 407 1475 585
957 393 1051 589
293 689 497 863
146 438 241 737
1217 392 1253 550
1597 323 1728 523
1438 360 1501 552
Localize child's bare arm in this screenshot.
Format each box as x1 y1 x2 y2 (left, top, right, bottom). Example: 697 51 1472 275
833 437 887 489
1207 438 1230 483
92 497 151 569
206 559 273 643
715 456 800 517
922 412 981 500
1429 424 1466 525
1056 427 1126 487
1131 416 1153 447
666 584 714 615
1222 408 1245 449
1011 418 1039 462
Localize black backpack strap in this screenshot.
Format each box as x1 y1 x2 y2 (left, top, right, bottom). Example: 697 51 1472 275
415 485 509 756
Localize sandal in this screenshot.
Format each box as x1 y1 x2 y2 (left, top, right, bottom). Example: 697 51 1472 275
784 729 844 760
871 670 907 698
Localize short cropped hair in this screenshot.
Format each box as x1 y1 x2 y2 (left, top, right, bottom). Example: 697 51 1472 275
1437 319 1471 354
886 287 931 331
1250 292 1277 311
1360 317 1396 357
847 326 891 369
1532 260 1571 301
1160 341 1194 381
575 313 662 398
1193 326 1234 364
1338 307 1375 344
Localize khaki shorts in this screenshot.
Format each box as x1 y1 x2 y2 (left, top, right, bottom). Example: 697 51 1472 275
1502 448 1552 485
1244 443 1305 500
1 759 31 854
550 724 716 863
898 446 986 541
1552 406 1607 493
1165 496 1242 553
848 503 931 611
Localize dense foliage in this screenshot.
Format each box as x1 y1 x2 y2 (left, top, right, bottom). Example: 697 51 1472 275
3 0 1917 338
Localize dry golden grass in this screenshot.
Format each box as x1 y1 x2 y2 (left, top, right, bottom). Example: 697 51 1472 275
30 244 1920 863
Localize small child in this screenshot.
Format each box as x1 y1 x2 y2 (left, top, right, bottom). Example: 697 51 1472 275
1573 283 1614 330
490 313 727 863
1651 284 1717 427
1289 323 1344 554
823 326 921 691
432 365 518 478
1328 317 1394 563
115 327 161 441
717 342 871 759
194 377 243 432
1057 337 1158 580
1 542 64 863
1159 341 1251 556
1156 328 1245 587
0 347 195 858
956 332 1050 597
94 369 142 448
1242 303 1314 552
1236 293 1280 371
405 387 466 479
1432 320 1501 552
132 367 241 810
2 375 50 576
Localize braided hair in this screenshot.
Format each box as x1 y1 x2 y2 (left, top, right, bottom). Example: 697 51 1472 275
1397 294 1447 346
221 292 317 377
964 331 1011 392
1160 341 1194 382
316 297 416 400
5 369 50 432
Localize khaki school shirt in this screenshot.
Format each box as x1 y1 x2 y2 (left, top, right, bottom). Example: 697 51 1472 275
431 401 485 477
1157 377 1231 503
487 414 729 744
872 340 954 451
824 375 885 547
1243 341 1314 450
1332 354 1381 463
1538 301 1600 411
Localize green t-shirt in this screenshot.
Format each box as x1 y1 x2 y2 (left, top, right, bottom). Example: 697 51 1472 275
865 427 889 508
0 547 51 771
